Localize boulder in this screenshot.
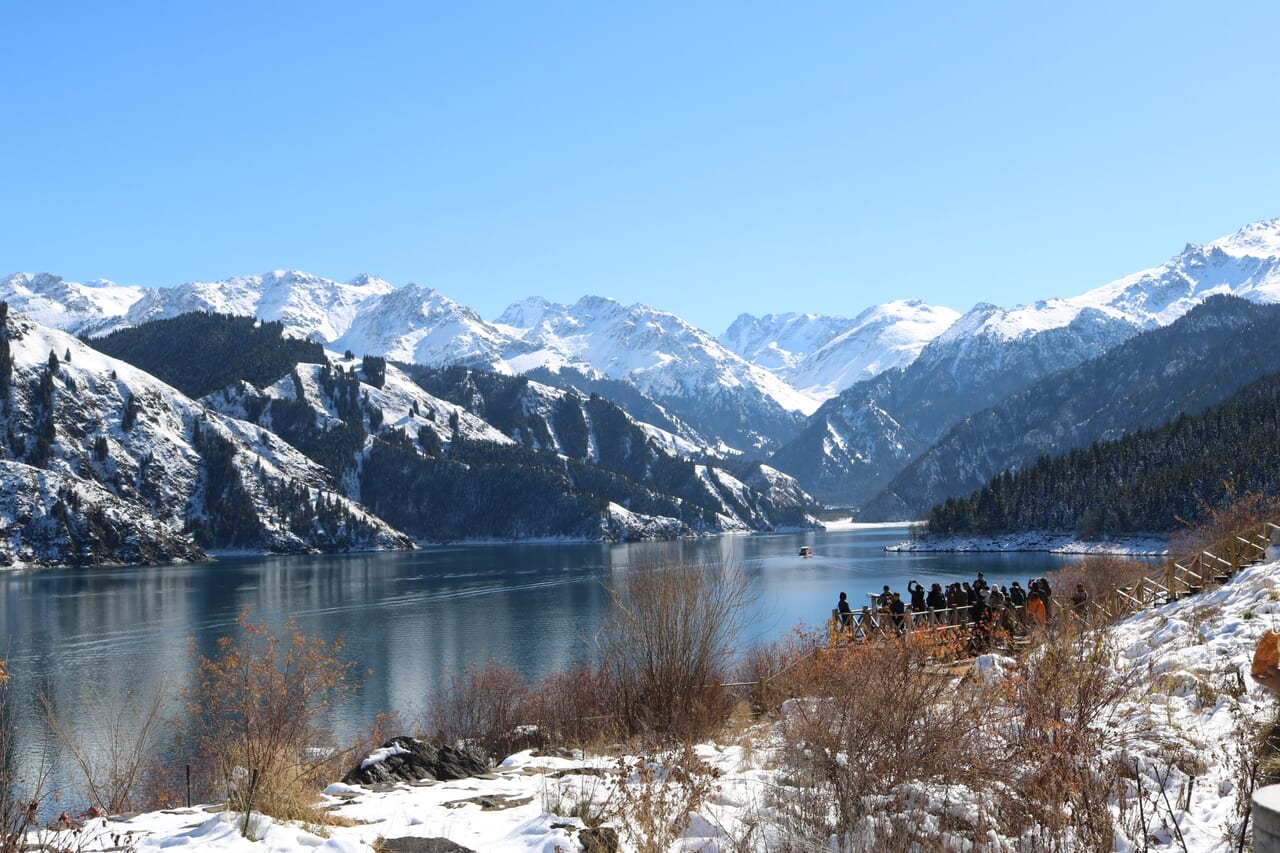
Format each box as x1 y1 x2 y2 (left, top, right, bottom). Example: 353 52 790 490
343 737 489 786
580 826 619 853
379 838 476 853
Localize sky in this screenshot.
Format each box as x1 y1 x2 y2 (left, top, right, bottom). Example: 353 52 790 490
3 1 1279 334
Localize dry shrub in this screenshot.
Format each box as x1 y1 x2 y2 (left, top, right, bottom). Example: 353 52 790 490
523 663 623 750
1172 488 1280 558
733 638 795 717
0 659 41 853
428 661 532 762
771 629 995 849
604 744 719 853
40 681 168 814
1046 555 1154 622
175 613 358 823
993 627 1147 851
598 560 753 743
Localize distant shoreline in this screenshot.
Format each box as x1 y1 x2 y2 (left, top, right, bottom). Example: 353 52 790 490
885 531 1168 557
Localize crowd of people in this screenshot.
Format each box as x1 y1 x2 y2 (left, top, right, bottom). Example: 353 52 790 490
835 572 1091 645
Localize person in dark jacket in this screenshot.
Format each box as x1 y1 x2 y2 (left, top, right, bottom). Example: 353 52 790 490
907 580 927 612
889 592 907 632
1070 583 1089 619
1038 578 1054 621
837 591 853 630
926 582 947 612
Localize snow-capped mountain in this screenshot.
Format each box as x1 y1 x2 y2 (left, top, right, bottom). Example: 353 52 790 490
0 307 412 565
396 363 821 533
770 218 1280 510
496 296 818 447
719 311 857 373
338 291 817 452
127 270 396 342
331 284 512 368
859 295 1280 522
914 216 1280 350
7 216 1280 517
721 301 963 400
0 272 144 338
76 310 818 549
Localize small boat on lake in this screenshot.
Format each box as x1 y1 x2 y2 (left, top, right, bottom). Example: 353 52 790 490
798 546 813 557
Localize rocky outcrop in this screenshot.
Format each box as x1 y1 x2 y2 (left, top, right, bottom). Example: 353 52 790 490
342 737 489 786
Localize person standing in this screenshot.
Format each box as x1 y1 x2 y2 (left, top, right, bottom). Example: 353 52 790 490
837 591 853 631
1071 583 1089 620
889 591 907 632
907 580 926 612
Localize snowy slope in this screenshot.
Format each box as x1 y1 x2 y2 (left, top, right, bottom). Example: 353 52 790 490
719 311 858 372
0 273 144 337
940 217 1280 344
0 310 413 561
719 300 961 400
786 300 961 399
505 295 819 414
0 460 204 568
332 284 513 368
127 270 395 342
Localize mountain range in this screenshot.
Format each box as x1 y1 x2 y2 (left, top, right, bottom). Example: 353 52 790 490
3 216 1280 544
0 307 817 567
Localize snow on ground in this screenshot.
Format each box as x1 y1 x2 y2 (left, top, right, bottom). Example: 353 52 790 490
21 558 1280 852
822 518 902 529
887 530 1170 556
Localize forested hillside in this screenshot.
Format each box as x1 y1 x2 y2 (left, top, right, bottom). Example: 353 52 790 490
81 312 817 544
862 296 1280 519
926 370 1280 537
90 312 326 398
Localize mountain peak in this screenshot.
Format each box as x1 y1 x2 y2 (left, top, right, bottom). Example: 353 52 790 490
1206 216 1280 258
496 296 554 329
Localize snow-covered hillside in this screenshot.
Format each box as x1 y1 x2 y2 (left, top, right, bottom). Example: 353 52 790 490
769 218 1280 510
0 272 144 338
720 300 962 400
127 270 396 342
0 309 413 563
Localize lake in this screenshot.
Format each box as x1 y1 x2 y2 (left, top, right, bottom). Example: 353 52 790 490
0 525 1093 801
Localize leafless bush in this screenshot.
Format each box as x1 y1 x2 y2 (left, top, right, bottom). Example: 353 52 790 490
603 744 719 853
1047 554 1154 620
733 638 795 717
597 560 753 743
174 613 359 823
770 629 995 849
1 659 42 853
992 627 1148 851
522 662 623 750
1171 488 1280 558
1218 699 1280 849
40 680 168 814
428 661 532 762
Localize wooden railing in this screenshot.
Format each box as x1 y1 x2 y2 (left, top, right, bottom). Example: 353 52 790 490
1091 520 1280 621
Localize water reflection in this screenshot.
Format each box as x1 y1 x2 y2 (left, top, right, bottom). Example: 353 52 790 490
1 526 1112 801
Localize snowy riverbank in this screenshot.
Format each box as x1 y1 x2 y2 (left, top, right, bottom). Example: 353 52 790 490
886 530 1169 556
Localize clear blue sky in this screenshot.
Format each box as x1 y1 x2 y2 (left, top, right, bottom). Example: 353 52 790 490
4 1 1278 333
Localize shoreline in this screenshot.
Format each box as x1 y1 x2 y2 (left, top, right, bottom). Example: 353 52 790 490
885 530 1169 556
